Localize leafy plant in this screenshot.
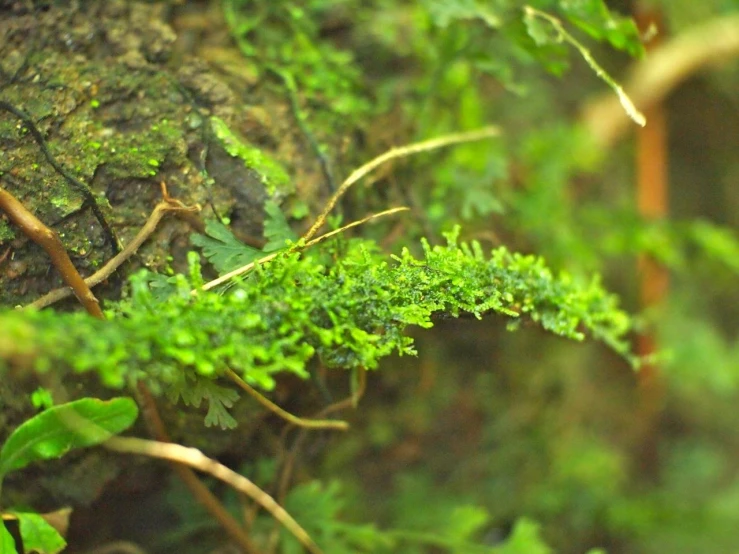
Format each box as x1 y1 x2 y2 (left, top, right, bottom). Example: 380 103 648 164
0 398 138 554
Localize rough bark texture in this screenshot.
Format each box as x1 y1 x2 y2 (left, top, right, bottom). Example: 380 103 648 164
0 0 334 307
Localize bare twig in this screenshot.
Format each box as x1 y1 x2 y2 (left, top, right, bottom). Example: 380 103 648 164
27 183 200 309
0 184 104 319
582 14 739 146
199 206 409 292
225 368 349 431
301 127 501 243
82 541 148 554
134 383 260 554
104 435 323 554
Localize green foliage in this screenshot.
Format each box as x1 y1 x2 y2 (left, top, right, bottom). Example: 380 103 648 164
267 478 557 554
167 378 240 429
10 511 66 554
558 0 643 57
190 199 298 275
0 524 16 554
0 228 631 430
496 519 552 554
0 397 138 479
223 0 372 128
9 2 738 552
190 219 263 274
0 398 138 554
264 199 300 250
276 481 393 553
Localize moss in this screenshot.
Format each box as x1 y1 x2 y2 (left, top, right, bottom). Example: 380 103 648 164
0 229 632 427
0 220 16 242
210 116 293 197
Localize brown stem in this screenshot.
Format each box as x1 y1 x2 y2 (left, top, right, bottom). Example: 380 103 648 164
225 368 349 431
104 435 323 554
28 185 200 310
135 383 260 554
634 4 668 477
0 184 104 319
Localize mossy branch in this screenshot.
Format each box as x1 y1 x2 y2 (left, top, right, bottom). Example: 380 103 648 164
0 227 633 427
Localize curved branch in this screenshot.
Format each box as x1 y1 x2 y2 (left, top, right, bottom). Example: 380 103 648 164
28 200 199 309
104 436 322 554
582 14 739 147
225 368 349 431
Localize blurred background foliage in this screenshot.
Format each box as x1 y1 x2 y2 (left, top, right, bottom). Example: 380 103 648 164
3 0 739 552
210 0 739 552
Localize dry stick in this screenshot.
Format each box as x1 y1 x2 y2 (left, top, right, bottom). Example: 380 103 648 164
103 435 323 554
301 126 502 244
29 197 200 309
135 383 261 554
225 368 349 431
0 184 104 319
200 206 409 292
82 541 148 554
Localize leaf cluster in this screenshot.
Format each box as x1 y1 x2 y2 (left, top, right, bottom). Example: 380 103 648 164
0 398 138 554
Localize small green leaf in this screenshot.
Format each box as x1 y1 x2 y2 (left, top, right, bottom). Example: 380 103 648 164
263 200 298 252
0 397 138 478
191 220 262 274
12 512 66 554
497 518 553 554
560 0 643 58
0 522 19 554
442 505 489 542
423 0 501 28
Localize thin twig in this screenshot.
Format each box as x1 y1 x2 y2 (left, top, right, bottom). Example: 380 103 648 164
225 368 349 431
81 541 148 554
582 13 739 146
301 127 501 243
134 383 260 554
199 206 409 292
0 184 104 319
27 184 200 309
104 435 323 554
523 6 646 127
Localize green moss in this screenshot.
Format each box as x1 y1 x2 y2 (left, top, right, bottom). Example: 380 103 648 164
0 220 15 242
0 228 633 427
210 116 293 196
72 118 182 179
